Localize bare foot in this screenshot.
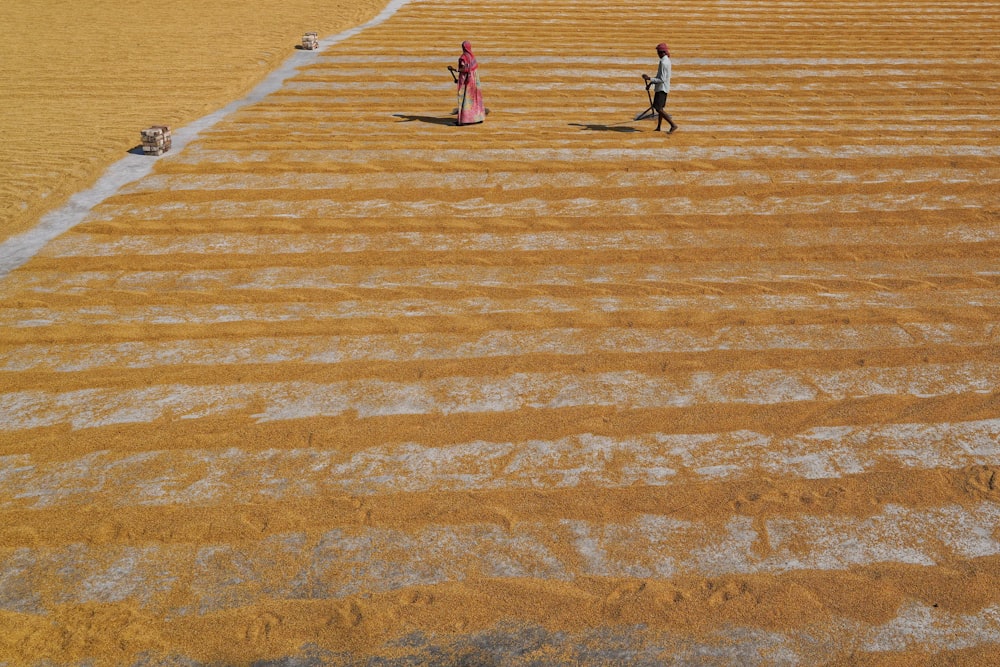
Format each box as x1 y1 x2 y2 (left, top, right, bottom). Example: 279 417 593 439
668 126 678 134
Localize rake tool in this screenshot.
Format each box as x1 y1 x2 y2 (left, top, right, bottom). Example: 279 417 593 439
634 83 657 121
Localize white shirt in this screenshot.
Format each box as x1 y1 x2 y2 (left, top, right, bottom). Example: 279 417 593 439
650 55 672 93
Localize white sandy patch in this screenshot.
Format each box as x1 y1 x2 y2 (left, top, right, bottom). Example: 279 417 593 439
8 258 997 296
2 419 998 508
292 66 984 80
1 363 998 431
82 192 998 223
4 504 1000 613
312 56 997 66
115 168 1000 195
3 290 998 329
168 145 1000 166
1 323 994 373
284 80 1000 93
39 222 1000 259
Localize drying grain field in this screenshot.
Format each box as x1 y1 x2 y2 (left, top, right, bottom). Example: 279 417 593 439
2 0 1000 664
0 0 387 245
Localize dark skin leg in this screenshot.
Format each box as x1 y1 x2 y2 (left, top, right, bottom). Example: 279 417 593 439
654 106 678 133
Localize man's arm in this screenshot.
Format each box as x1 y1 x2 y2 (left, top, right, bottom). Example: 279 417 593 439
649 60 667 86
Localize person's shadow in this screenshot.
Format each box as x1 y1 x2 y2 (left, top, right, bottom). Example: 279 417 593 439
394 113 456 126
569 123 640 133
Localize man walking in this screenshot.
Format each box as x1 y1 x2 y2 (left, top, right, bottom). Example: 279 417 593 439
642 43 678 134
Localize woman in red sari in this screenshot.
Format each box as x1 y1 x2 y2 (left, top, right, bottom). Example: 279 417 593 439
449 41 485 125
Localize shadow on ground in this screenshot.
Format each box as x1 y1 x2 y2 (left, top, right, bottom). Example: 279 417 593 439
394 114 457 126
568 123 641 133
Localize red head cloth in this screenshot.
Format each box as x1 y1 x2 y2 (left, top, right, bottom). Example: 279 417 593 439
459 40 478 73
656 43 670 56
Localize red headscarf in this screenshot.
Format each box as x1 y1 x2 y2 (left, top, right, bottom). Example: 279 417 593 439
459 40 478 74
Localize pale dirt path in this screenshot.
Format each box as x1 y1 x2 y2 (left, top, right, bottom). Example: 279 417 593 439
2 0 1000 664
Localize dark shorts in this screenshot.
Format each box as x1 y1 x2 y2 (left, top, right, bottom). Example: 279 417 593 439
653 91 668 110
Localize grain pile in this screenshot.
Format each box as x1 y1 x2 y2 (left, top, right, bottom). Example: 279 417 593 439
2 0 1000 664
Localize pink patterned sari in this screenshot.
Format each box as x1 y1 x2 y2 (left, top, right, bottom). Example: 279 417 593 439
456 41 485 125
